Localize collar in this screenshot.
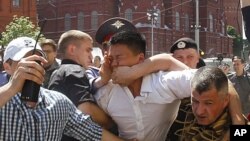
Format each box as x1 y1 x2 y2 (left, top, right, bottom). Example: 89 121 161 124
140 75 153 95
61 59 82 67
45 60 60 71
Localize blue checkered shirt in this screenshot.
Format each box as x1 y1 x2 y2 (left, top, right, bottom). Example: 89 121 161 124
0 88 102 141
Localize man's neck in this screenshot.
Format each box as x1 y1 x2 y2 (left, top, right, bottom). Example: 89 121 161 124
236 70 244 76
128 77 143 98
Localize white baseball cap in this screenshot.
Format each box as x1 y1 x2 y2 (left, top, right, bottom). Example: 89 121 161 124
3 37 45 63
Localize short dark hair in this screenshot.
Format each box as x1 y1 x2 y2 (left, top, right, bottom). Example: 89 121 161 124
232 56 245 63
110 31 146 55
191 66 228 96
40 39 57 51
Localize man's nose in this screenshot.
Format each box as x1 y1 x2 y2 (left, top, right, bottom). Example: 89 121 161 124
111 59 119 67
195 104 205 115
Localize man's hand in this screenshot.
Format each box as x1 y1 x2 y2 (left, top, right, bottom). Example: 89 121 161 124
10 55 47 93
93 53 112 89
111 66 136 86
0 55 47 108
99 53 112 83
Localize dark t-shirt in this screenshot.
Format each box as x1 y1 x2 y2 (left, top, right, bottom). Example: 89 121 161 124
48 59 95 106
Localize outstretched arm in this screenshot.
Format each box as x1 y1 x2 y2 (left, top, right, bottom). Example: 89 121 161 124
228 80 245 124
112 53 189 86
0 55 46 107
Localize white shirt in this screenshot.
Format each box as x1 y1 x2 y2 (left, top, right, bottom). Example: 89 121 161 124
95 70 196 141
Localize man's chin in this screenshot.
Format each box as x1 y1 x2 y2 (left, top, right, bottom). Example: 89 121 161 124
197 119 210 126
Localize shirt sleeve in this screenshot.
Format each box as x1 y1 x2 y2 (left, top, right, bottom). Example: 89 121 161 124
85 67 100 93
152 69 196 103
63 100 102 141
94 82 114 114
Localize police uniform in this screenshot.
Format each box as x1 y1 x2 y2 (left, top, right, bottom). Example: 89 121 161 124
170 37 198 53
169 37 206 69
167 37 199 141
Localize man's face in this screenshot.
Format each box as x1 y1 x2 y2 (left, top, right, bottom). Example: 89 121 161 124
233 59 245 73
74 40 93 69
94 56 101 68
4 51 43 75
191 88 229 125
173 48 199 69
41 44 57 68
109 44 143 69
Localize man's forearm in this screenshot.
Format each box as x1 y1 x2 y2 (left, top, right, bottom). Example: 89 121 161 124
0 82 17 107
131 53 189 78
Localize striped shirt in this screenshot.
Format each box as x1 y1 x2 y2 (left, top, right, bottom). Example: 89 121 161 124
0 88 102 141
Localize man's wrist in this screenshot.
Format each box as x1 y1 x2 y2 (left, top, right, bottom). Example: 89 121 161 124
93 76 109 89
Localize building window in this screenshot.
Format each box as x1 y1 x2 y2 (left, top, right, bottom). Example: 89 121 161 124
209 13 213 32
12 0 20 7
65 13 71 31
91 11 98 30
176 12 180 31
125 9 133 21
184 14 189 32
78 12 84 31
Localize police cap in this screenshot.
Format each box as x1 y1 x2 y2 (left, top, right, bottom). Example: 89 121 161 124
170 37 197 53
95 17 137 44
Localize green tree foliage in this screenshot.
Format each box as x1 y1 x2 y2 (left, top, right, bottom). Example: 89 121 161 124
226 25 243 56
0 15 44 70
0 15 43 46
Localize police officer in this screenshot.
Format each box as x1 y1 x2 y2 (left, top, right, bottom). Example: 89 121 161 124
167 37 205 141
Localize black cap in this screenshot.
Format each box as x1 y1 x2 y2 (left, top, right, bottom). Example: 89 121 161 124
95 17 137 44
170 37 197 53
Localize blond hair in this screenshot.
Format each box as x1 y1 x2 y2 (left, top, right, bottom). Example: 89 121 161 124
58 30 93 55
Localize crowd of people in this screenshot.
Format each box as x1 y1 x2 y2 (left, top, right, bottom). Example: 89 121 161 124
0 0 250 140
